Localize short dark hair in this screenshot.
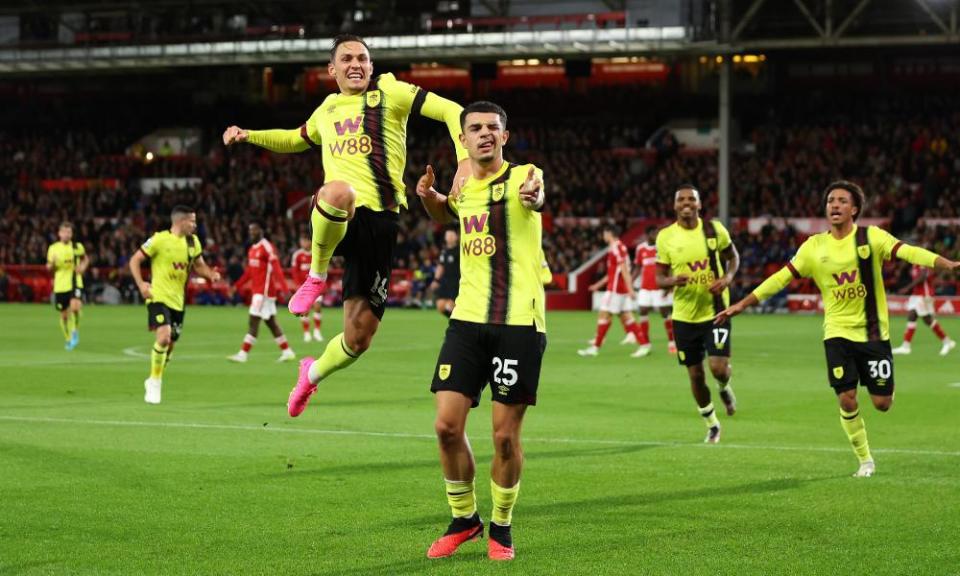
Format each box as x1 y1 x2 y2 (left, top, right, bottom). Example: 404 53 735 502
822 180 866 220
249 220 265 230
602 224 621 236
645 225 658 235
171 205 195 221
59 221 73 230
330 34 370 61
675 183 700 196
460 101 508 131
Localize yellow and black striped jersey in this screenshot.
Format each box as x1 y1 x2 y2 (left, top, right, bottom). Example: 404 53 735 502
139 231 203 311
447 161 546 333
753 225 939 342
247 73 467 212
656 219 733 323
46 241 85 292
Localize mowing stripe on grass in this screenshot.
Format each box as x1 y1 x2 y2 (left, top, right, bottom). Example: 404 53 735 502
1 414 958 458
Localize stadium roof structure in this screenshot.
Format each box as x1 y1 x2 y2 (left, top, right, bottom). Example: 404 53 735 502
0 0 957 74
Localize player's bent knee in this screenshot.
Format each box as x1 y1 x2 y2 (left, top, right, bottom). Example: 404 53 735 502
318 181 356 213
872 397 893 412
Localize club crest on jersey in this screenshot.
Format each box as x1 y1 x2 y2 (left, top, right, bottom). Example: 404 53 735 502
491 183 506 202
365 90 381 108
438 364 451 381
833 366 844 379
706 238 717 251
857 245 871 260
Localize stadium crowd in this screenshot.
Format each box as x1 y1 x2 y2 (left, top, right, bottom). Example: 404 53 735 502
3 97 960 303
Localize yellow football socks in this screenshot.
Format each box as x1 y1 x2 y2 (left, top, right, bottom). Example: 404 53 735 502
840 408 872 463
445 479 477 518
59 316 71 341
490 480 520 526
310 198 349 276
307 333 359 384
150 344 169 380
698 403 720 428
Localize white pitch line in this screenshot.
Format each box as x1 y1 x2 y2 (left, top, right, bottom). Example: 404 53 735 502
0 415 958 458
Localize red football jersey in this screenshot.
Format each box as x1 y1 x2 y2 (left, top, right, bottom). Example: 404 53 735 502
235 239 287 297
291 248 311 285
633 242 658 291
910 265 933 297
605 240 631 294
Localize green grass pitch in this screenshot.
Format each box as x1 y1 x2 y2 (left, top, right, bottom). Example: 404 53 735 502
1 304 958 575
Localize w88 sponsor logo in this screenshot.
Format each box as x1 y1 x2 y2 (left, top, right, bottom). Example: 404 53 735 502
462 236 497 257
328 136 372 157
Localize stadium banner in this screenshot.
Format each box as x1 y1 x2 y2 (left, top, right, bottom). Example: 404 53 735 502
40 178 119 192
787 294 960 317
139 177 203 195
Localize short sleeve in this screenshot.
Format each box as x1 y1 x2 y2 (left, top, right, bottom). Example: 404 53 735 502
378 73 417 114
869 226 900 261
446 193 460 217
788 237 814 278
46 245 55 262
141 234 159 258
714 220 732 251
655 231 671 265
76 243 86 257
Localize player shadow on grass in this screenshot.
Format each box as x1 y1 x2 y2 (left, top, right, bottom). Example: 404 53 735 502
271 443 660 480
520 475 839 521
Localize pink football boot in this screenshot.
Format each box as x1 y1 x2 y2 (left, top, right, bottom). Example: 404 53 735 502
288 276 326 315
287 357 317 417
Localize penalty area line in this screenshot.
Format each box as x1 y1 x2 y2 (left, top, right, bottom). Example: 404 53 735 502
0 415 959 458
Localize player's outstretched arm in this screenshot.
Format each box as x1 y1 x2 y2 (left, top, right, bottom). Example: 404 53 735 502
932 256 960 271
715 262 796 324
223 125 313 154
129 249 152 300
192 255 221 283
416 165 455 224
417 90 469 162
715 293 759 325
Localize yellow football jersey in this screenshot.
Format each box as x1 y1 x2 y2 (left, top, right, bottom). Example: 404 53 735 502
447 161 546 332
248 73 467 212
753 225 939 342
656 219 732 323
46 241 85 292
139 231 202 311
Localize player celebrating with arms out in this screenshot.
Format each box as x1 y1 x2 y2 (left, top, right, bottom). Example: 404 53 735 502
224 34 469 416
416 101 547 561
291 232 324 342
227 222 296 363
46 222 88 351
129 206 221 404
656 185 740 443
716 181 959 477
